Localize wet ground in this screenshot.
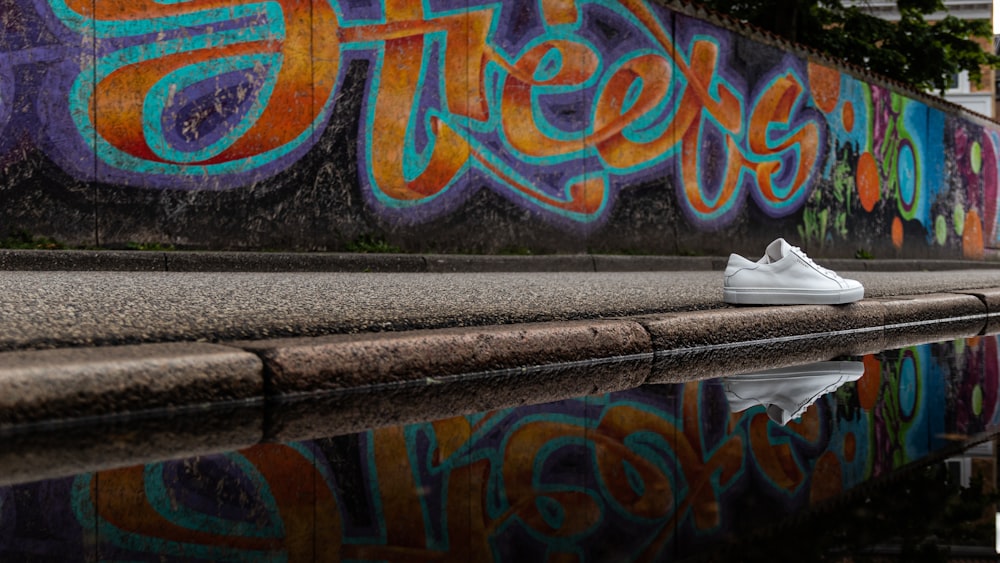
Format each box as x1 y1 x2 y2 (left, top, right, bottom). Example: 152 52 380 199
2 333 999 561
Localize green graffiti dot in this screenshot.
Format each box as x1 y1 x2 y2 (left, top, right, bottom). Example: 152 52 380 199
935 215 947 245
972 384 984 416
971 142 983 174
954 338 966 358
954 206 966 236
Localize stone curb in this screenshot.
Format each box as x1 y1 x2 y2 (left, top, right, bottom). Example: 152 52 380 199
880 293 986 349
236 319 653 397
263 357 653 443
0 343 263 427
0 290 994 433
956 287 1000 334
2 248 1000 273
638 301 886 383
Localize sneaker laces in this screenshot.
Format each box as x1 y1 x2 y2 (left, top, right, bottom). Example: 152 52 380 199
789 245 841 279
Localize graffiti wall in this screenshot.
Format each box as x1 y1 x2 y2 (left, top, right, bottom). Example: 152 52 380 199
0 0 997 256
1 336 998 560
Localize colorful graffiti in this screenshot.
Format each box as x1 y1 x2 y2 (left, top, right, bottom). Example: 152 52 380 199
803 65 999 258
3 0 824 227
0 0 997 252
1 335 998 560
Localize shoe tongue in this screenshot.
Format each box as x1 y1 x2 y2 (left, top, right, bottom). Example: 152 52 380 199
766 404 792 425
764 238 790 263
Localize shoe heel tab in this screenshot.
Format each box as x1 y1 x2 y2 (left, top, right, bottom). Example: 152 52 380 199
724 253 756 276
726 253 755 267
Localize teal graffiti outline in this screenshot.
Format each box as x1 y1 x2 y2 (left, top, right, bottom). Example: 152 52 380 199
142 53 281 163
141 455 284 540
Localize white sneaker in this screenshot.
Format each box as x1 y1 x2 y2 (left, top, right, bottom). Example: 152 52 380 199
722 361 865 425
723 238 864 305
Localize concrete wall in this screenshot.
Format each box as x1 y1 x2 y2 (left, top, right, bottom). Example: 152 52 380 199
1 0 998 258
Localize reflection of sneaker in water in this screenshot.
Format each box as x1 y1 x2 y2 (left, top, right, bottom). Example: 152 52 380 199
722 361 865 425
723 238 864 305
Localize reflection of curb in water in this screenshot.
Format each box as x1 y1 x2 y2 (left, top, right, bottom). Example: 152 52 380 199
722 360 866 425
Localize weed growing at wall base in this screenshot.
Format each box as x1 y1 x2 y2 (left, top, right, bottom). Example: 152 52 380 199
124 242 175 251
346 235 402 254
0 231 65 250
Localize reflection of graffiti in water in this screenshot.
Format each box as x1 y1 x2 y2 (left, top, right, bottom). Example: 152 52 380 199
19 0 824 226
1 336 999 560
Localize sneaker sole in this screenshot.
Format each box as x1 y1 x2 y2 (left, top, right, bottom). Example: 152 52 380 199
723 361 866 381
723 286 864 305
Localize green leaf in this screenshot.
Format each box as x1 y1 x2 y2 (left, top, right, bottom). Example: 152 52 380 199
698 0 1000 92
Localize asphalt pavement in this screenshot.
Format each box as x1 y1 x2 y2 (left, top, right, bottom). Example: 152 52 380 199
2 268 1000 351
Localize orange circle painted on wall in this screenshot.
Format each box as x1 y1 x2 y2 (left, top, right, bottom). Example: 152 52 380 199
963 209 984 259
842 101 855 132
857 354 881 410
844 432 856 462
808 63 840 114
809 451 843 504
856 152 880 212
891 216 904 249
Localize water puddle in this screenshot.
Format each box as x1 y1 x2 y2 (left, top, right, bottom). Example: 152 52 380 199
2 335 1000 560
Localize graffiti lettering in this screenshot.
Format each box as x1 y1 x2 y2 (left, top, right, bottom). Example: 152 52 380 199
34 0 822 225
